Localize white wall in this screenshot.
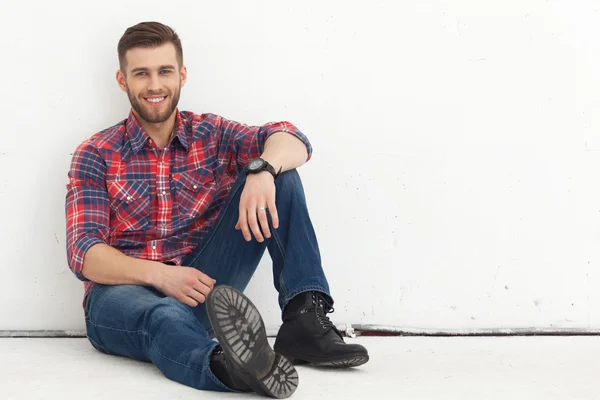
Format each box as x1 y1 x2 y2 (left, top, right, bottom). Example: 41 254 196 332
1 0 600 332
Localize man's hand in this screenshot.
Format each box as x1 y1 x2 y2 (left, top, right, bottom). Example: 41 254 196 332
235 172 279 242
151 264 216 307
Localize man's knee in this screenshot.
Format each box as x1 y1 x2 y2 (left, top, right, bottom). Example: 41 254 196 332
274 169 303 194
147 297 193 317
144 297 196 329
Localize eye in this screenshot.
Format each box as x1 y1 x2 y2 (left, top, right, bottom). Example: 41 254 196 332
160 69 172 74
136 71 147 76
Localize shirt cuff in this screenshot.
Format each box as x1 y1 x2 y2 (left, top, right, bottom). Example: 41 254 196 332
69 235 105 282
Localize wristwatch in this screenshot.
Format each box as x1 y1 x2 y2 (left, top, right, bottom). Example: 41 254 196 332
245 158 282 181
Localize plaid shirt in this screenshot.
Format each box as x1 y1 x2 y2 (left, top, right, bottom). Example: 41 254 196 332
65 110 311 299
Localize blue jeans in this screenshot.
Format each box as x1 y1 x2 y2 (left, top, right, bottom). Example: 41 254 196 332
83 170 331 392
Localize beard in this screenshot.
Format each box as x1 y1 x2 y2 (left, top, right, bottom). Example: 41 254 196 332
126 83 181 124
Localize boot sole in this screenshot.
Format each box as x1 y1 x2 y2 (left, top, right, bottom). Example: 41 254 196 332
207 286 299 398
283 353 369 368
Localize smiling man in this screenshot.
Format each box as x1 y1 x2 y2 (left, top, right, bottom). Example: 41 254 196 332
65 21 368 398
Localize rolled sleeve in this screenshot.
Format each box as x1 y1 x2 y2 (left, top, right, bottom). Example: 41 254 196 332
214 115 312 174
70 235 105 281
65 141 110 282
263 121 313 161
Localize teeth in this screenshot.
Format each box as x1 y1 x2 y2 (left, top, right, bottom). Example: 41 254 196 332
147 97 165 103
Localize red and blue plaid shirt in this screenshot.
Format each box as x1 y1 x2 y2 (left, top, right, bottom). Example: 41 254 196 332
65 110 311 298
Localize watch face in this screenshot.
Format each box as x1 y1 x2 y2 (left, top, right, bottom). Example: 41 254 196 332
249 159 264 170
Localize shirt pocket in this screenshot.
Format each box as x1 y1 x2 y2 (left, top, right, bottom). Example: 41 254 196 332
106 180 151 232
172 169 213 220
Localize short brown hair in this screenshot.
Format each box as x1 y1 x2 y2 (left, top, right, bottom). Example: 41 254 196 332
117 21 183 71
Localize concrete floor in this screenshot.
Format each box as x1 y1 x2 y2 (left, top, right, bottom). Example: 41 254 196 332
1 336 599 399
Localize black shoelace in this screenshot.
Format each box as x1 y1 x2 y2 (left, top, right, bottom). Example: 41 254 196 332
303 293 335 330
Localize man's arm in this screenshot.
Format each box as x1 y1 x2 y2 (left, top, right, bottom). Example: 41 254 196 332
65 142 214 306
214 116 313 242
81 243 160 286
234 132 310 241
215 116 312 176
260 131 309 173
81 244 214 306
65 141 112 282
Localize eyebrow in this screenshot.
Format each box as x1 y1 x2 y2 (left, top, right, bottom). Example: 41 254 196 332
130 65 177 74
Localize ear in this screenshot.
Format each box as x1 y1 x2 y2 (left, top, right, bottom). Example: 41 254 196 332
180 65 188 88
116 69 127 93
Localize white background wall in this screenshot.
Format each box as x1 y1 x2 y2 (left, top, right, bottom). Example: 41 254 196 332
1 0 600 332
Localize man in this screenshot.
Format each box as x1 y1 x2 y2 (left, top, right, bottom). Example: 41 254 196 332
65 21 368 398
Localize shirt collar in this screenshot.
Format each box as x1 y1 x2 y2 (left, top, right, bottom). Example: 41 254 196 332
125 110 189 154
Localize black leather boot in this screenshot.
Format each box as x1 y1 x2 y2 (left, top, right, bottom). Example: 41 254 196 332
209 346 253 392
274 291 369 368
207 285 299 398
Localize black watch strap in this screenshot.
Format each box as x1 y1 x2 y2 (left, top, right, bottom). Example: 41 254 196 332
265 163 283 181
246 158 283 181
274 165 283 180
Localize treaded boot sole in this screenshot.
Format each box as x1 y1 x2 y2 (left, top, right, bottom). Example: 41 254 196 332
207 286 299 398
283 353 370 368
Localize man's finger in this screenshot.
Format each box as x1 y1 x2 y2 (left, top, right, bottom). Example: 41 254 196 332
268 199 279 229
192 280 212 298
258 206 271 238
196 273 215 290
247 207 264 242
239 204 251 241
186 287 206 304
179 294 198 308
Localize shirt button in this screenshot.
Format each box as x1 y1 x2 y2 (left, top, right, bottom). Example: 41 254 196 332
126 196 132 201
161 222 166 227
193 185 198 190
160 161 165 165
152 245 157 250
162 190 167 195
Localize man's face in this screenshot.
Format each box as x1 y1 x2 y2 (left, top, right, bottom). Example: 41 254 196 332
117 43 187 124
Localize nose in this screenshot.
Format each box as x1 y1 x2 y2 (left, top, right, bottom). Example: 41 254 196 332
147 73 162 92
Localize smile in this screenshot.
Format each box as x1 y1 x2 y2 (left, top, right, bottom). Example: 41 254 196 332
144 96 167 105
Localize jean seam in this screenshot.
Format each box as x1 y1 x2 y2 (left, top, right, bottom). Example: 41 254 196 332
86 320 147 356
269 216 289 299
87 319 145 334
